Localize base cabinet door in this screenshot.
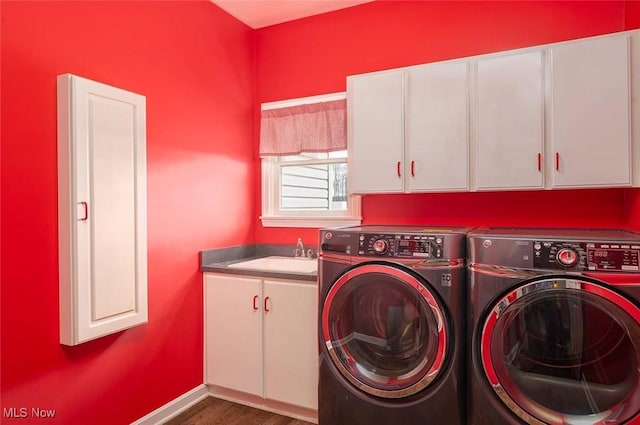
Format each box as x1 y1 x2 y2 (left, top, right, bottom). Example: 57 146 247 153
263 279 318 410
204 273 318 410
205 274 262 397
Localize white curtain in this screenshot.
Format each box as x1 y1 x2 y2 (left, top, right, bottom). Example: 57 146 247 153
259 99 346 156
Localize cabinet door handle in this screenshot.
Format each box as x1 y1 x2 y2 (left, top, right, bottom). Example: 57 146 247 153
78 202 88 221
264 296 270 312
253 295 259 311
555 152 560 171
411 160 415 177
397 161 402 177
537 153 541 172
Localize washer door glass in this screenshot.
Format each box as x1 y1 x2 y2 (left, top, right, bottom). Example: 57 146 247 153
481 277 640 425
322 263 448 399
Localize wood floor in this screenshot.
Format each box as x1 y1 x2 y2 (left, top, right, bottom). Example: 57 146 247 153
164 397 315 425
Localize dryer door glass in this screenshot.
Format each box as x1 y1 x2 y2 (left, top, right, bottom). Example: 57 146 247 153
321 263 448 399
481 277 640 425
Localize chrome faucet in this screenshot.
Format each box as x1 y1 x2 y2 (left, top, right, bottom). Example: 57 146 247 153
294 238 305 257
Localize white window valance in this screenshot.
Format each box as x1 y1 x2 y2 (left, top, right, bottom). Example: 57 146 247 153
259 99 347 156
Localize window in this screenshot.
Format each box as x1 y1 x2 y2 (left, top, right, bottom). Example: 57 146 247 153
260 93 361 228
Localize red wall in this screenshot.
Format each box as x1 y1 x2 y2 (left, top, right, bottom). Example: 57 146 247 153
254 0 635 246
625 189 640 230
1 2 254 424
2 1 640 424
626 0 640 29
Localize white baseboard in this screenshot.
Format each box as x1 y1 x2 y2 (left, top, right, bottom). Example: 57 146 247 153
207 385 318 424
131 384 209 425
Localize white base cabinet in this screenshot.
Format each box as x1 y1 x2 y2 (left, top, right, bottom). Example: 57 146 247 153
204 273 318 411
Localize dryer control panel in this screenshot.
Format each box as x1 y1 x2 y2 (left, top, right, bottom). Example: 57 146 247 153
358 233 445 259
533 241 640 271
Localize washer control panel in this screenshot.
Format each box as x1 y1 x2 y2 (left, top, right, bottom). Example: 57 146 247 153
358 233 445 258
533 240 640 271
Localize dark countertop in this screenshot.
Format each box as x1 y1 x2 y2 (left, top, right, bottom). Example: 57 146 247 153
200 244 318 282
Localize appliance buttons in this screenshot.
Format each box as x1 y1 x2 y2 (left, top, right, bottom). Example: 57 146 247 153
556 248 579 267
372 239 389 254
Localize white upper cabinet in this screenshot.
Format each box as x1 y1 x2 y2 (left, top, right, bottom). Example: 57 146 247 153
58 74 147 346
347 30 638 194
407 61 469 191
348 69 405 193
348 63 469 194
550 34 631 188
474 50 544 190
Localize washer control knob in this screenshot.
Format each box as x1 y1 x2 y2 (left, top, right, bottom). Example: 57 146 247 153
557 248 579 267
372 239 389 255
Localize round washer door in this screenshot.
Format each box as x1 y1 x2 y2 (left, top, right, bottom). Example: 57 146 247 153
480 276 640 425
321 262 449 399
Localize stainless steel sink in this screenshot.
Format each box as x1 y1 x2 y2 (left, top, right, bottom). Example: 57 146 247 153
227 256 317 274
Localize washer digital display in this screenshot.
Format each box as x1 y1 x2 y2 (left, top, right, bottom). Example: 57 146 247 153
586 247 640 271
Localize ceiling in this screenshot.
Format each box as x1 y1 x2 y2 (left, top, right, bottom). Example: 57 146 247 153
210 0 375 29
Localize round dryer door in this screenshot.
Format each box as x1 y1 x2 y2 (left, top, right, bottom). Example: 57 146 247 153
480 276 640 425
321 262 449 399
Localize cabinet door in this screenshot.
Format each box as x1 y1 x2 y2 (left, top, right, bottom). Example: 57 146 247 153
205 274 263 397
407 61 469 191
263 279 318 410
57 74 147 346
475 50 544 190
348 70 405 193
550 35 631 187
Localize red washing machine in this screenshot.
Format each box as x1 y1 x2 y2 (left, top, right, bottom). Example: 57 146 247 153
468 228 640 425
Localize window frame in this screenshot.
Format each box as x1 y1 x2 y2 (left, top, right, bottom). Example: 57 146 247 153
259 92 361 228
